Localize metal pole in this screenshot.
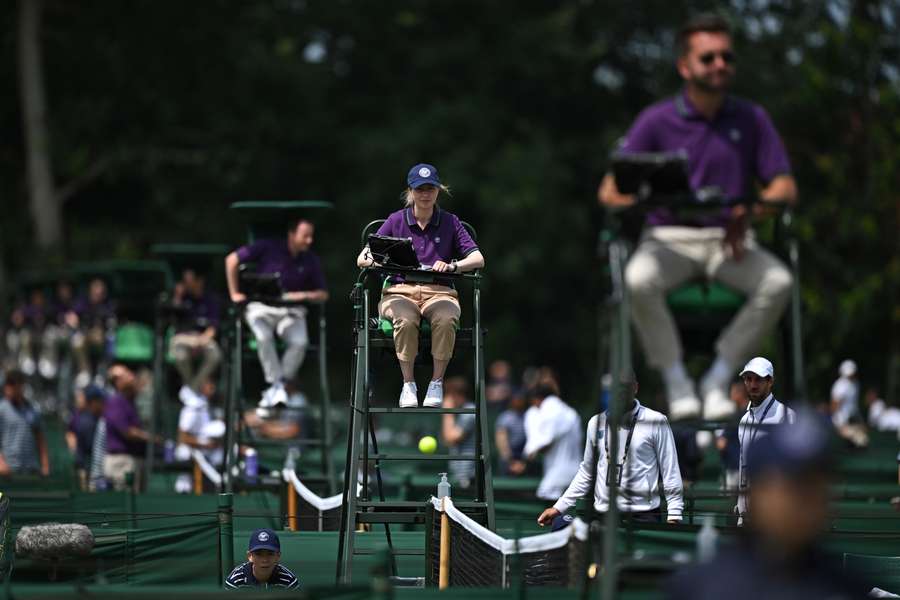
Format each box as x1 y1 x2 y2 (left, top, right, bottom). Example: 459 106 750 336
318 304 336 494
786 211 806 403
218 492 234 586
601 239 632 600
146 308 165 484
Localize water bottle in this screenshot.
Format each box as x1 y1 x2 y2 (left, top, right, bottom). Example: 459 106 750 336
284 447 300 472
696 515 718 563
245 448 258 479
164 439 175 464
437 472 451 499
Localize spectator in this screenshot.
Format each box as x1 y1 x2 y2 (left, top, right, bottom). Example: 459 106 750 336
71 278 117 389
598 13 797 421
4 306 31 375
666 414 869 600
39 280 77 382
441 377 477 488
168 268 223 397
176 378 225 463
537 370 683 526
66 385 106 490
523 383 582 501
21 288 52 378
864 386 900 432
495 388 527 475
103 364 156 490
715 380 749 490
486 359 513 405
830 359 868 448
0 369 49 476
226 218 328 408
736 357 795 521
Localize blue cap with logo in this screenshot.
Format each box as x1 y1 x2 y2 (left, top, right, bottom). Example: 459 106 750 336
551 513 574 532
248 528 280 552
407 163 441 189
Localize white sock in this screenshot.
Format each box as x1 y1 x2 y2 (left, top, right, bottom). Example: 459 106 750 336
704 356 732 386
663 362 690 386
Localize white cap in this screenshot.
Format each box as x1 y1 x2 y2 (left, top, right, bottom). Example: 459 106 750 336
839 359 857 377
740 357 774 379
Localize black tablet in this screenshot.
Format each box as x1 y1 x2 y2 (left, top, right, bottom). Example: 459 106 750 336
611 151 691 197
239 271 283 300
367 234 421 268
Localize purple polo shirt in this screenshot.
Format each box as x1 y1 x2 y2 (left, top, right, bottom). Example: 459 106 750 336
618 91 791 227
236 238 327 293
377 207 478 265
104 392 144 456
174 290 221 333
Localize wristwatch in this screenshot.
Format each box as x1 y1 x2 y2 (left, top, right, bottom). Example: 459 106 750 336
450 260 458 273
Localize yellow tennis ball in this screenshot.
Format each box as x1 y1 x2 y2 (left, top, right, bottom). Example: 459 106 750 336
418 435 437 454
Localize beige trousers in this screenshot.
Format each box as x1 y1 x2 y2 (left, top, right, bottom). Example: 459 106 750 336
103 454 144 491
379 284 460 362
169 332 222 391
625 226 793 369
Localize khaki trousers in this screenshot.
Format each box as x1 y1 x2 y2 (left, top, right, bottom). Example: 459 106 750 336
379 284 460 362
169 332 222 391
244 302 308 384
103 454 144 491
625 226 793 369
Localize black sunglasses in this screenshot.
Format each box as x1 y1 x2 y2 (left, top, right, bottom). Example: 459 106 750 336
699 51 735 65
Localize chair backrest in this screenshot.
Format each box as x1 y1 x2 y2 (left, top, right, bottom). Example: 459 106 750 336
843 553 900 592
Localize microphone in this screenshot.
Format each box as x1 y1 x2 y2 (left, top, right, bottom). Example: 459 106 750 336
16 523 95 560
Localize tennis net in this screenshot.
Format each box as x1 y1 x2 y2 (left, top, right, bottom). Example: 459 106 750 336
428 496 588 588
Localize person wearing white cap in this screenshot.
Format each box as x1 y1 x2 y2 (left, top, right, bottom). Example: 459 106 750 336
736 356 795 520
829 359 868 448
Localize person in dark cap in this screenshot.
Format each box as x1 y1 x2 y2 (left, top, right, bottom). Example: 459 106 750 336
66 384 106 490
356 163 485 409
666 412 870 600
224 528 300 590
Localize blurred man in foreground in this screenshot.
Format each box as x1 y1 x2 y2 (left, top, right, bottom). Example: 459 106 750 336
667 414 870 600
0 369 49 476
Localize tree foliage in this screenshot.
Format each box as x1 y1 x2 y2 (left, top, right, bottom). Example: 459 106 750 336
2 0 898 403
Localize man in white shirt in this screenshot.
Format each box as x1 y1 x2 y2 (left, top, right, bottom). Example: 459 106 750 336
522 384 582 501
536 373 684 525
830 359 860 427
736 356 795 519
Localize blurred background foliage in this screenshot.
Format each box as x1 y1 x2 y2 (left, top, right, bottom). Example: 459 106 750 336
1 0 897 406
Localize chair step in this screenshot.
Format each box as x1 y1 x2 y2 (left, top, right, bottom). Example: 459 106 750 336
367 407 475 414
362 453 480 461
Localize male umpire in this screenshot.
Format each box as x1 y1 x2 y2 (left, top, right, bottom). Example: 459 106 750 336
224 528 300 590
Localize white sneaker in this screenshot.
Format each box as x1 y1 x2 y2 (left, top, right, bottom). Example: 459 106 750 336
700 375 735 420
667 378 701 421
259 383 287 408
398 382 418 408
38 358 57 379
423 380 443 408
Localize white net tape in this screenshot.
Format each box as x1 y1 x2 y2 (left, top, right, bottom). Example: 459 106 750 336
430 496 588 555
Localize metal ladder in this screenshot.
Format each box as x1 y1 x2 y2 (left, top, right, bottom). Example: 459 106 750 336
336 258 495 584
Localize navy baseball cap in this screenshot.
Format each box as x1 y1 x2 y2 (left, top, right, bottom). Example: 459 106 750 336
248 528 280 552
83 385 105 400
747 411 833 480
407 163 441 189
551 513 574 532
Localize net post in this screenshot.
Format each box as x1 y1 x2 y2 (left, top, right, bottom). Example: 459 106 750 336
193 458 203 495
439 497 450 589
218 492 234 585
287 478 298 531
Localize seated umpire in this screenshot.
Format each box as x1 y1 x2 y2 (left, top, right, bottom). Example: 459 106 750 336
225 218 329 409
356 163 485 408
224 528 300 590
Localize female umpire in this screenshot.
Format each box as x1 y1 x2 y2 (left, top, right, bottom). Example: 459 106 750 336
356 163 485 409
